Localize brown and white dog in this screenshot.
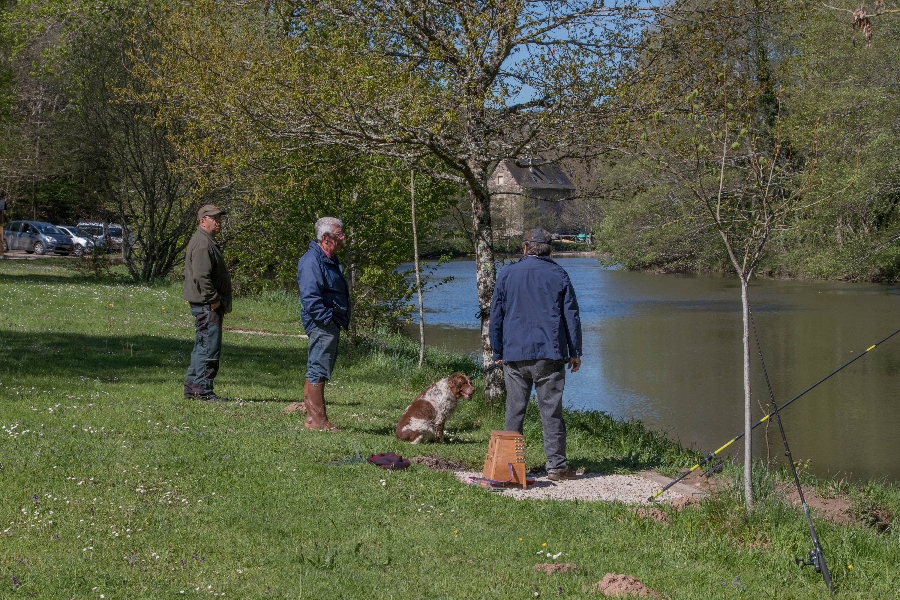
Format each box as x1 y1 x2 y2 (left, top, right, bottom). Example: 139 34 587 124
395 373 475 444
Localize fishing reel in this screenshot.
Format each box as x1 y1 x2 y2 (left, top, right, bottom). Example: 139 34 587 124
795 549 823 573
702 461 723 478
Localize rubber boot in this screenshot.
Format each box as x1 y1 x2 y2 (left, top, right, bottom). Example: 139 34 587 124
304 379 339 431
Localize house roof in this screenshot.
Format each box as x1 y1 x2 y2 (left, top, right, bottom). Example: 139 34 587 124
501 160 576 191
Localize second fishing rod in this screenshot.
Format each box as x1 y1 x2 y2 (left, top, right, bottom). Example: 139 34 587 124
751 311 833 595
648 323 900 502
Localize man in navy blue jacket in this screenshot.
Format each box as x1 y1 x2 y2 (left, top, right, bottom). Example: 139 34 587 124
489 228 582 480
297 217 350 431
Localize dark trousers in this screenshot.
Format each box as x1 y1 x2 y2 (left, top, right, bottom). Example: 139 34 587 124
503 359 568 471
184 304 223 396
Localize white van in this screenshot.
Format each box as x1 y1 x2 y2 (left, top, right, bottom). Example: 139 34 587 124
77 221 125 252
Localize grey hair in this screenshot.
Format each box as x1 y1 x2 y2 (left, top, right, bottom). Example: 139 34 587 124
315 217 343 241
524 241 552 256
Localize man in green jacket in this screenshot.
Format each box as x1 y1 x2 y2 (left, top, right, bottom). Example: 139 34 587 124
183 204 232 402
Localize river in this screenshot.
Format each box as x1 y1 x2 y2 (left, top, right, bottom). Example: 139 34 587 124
401 257 900 482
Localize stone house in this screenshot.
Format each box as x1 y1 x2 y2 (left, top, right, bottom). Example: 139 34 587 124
488 159 577 239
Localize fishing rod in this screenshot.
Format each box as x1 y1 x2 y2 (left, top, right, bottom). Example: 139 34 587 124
751 312 833 595
648 323 900 502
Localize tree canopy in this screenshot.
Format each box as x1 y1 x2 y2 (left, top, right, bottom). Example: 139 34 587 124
147 0 653 396
1 0 899 309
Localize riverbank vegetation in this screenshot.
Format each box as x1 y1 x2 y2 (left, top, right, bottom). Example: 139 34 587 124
2 260 899 598
589 1 900 282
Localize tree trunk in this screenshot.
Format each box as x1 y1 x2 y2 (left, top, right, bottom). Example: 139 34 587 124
470 185 503 403
411 170 425 368
741 276 754 509
344 189 359 341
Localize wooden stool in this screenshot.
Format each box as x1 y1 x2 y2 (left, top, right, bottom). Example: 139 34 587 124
482 430 527 488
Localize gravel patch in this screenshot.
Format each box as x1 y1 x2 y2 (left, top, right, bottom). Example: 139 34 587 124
454 471 685 505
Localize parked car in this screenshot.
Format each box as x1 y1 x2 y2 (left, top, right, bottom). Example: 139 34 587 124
56 225 97 257
76 221 125 252
2 220 75 255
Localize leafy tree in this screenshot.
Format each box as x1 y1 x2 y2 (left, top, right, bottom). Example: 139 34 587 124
54 4 198 281
223 153 458 333
1 1 197 279
628 0 815 507
822 1 900 47
0 0 72 224
597 0 900 285
778 0 900 281
593 154 728 272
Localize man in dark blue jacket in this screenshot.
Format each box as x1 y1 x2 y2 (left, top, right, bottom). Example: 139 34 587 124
297 217 350 431
489 228 582 480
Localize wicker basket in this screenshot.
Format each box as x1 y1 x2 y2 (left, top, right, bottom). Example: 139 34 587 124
482 430 527 488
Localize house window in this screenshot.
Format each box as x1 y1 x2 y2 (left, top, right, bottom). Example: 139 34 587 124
497 175 504 186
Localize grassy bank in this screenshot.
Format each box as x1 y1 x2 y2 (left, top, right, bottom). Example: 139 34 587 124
1 258 898 598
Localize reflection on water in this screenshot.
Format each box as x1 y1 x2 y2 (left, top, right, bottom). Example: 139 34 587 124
402 258 900 481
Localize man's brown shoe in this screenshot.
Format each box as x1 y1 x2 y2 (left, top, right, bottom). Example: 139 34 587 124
547 468 577 481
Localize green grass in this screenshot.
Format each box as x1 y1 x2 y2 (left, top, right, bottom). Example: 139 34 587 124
1 258 899 598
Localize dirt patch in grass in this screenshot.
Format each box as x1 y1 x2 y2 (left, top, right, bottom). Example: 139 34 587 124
590 573 660 597
668 495 698 510
411 454 472 471
282 402 306 413
534 563 577 574
781 485 854 526
631 507 669 523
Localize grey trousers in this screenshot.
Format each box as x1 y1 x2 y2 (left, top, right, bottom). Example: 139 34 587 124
503 359 568 472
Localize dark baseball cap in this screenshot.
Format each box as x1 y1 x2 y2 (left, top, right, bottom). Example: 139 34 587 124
198 204 227 219
523 228 553 243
